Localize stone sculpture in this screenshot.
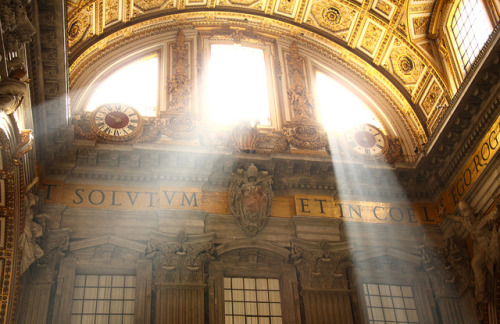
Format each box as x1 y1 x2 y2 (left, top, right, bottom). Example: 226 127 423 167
0 57 28 114
229 163 274 236
444 200 500 303
19 193 45 274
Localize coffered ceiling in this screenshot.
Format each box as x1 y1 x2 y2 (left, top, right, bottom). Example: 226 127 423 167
66 0 454 139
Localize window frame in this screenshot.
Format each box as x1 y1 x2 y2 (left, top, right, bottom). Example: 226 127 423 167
72 47 163 118
223 276 284 323
200 36 280 130
70 273 137 324
52 257 152 324
362 282 420 324
447 0 495 74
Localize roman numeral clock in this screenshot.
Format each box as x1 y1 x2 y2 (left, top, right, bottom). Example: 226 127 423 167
343 123 389 158
89 104 144 142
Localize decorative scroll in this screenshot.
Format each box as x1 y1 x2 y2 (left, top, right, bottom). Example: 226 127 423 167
283 42 328 150
291 239 352 290
229 164 274 236
162 115 199 140
146 231 214 284
0 0 36 53
283 121 328 150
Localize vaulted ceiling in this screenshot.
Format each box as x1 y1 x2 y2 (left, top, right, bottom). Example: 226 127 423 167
65 0 462 145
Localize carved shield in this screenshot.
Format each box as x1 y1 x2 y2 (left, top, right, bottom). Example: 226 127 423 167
229 164 274 236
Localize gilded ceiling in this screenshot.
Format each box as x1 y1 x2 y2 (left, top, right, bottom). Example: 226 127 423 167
66 0 455 140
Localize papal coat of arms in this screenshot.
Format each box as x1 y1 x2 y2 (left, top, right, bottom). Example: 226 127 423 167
229 164 274 236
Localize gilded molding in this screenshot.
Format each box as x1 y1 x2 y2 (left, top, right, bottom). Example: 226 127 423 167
68 13 428 149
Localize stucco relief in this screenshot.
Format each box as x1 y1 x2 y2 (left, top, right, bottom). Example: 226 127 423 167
309 0 356 39
67 5 93 49
387 40 425 93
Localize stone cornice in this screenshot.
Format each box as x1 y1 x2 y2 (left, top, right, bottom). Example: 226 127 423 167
419 28 500 197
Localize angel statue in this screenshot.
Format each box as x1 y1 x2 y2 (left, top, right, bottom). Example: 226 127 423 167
0 57 29 114
444 200 500 303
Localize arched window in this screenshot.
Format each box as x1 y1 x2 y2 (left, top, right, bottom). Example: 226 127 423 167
315 72 384 133
85 53 159 117
450 0 493 72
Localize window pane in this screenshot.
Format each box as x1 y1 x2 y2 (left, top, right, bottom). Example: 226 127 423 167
86 54 159 117
451 0 493 72
207 45 271 126
71 274 136 323
224 277 282 324
363 283 419 324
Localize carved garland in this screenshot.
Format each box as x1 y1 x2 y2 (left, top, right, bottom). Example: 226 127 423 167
283 42 328 150
164 30 199 140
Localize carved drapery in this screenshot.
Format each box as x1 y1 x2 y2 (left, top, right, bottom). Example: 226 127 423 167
283 42 328 150
147 230 215 284
229 164 274 236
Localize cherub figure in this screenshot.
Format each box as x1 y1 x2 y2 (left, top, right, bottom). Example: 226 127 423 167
445 200 500 303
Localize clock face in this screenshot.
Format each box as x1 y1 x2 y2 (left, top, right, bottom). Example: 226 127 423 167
344 124 387 156
90 104 143 141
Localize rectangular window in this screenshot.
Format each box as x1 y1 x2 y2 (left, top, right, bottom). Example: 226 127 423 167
451 0 493 72
224 277 283 324
206 45 272 126
363 283 419 324
71 274 136 324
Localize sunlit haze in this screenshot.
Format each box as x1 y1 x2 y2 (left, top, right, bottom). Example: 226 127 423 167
206 45 271 126
316 72 382 132
86 54 159 116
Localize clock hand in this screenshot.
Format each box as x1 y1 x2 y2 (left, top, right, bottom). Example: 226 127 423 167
107 114 122 123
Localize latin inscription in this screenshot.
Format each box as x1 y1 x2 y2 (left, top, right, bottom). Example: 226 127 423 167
447 116 500 209
43 183 200 210
295 195 438 225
